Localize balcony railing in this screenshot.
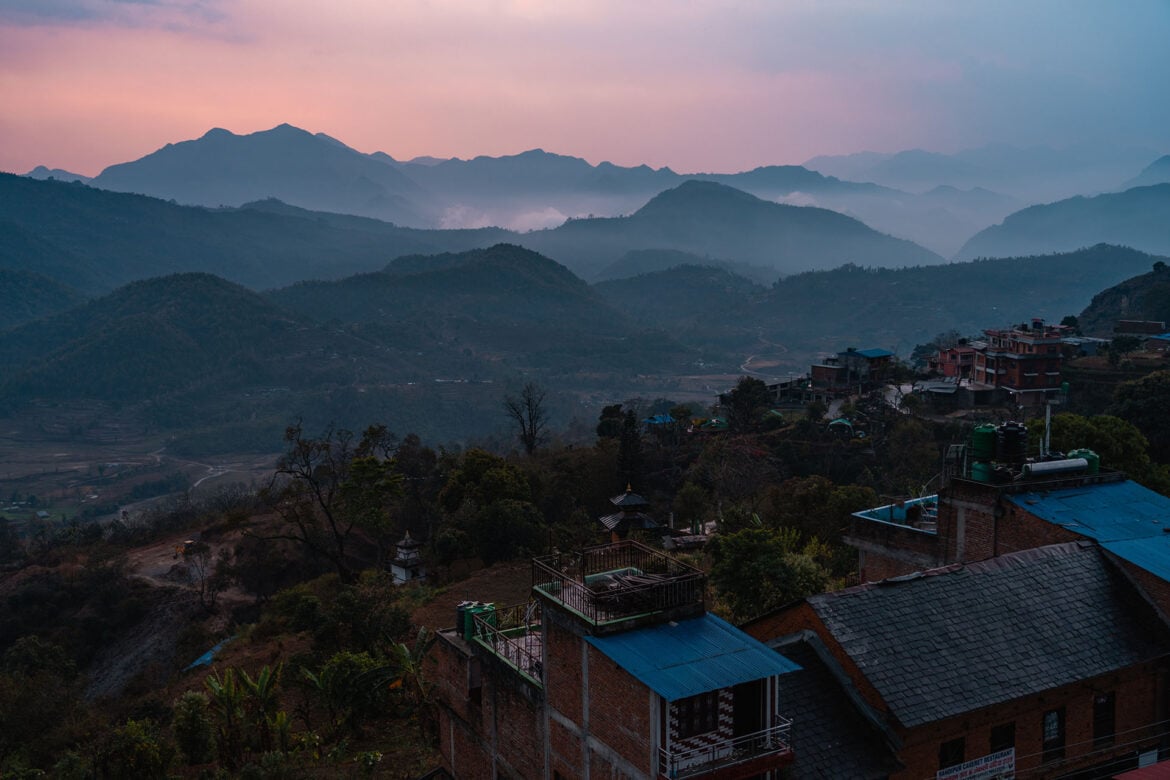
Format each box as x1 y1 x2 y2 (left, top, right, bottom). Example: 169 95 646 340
660 715 794 778
532 540 705 625
471 601 544 684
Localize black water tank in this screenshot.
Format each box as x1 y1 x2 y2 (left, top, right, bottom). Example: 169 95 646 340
997 421 1028 465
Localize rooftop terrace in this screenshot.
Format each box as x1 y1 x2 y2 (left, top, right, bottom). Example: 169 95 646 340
531 540 705 630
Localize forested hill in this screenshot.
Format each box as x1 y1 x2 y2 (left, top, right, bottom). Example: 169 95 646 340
268 244 693 374
0 268 85 331
0 273 362 402
954 184 1170 261
1076 260 1170 337
595 245 1167 361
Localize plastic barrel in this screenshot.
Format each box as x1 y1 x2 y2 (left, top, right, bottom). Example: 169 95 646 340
1068 448 1100 474
971 424 997 461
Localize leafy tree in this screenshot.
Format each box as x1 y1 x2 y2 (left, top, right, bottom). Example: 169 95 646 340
205 668 246 769
617 409 644 489
98 719 172 780
239 664 283 754
302 651 385 735
708 528 829 621
0 637 84 772
1046 413 1170 493
1108 334 1143 366
596 404 625 439
1110 370 1170 464
503 381 549 455
724 376 772 432
173 691 215 765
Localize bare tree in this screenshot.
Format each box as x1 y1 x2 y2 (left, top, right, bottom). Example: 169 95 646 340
258 422 401 583
503 382 549 456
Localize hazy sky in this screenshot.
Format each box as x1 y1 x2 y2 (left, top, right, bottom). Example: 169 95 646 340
2 0 1168 176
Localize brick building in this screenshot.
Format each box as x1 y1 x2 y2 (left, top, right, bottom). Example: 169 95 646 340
745 542 1170 779
821 425 1170 776
929 343 979 380
811 347 895 395
431 540 800 779
971 320 1066 406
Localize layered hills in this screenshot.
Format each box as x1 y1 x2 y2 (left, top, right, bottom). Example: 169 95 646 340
955 184 1170 261
66 124 1023 256
596 244 1166 361
0 173 510 296
0 173 944 295
3 242 1161 455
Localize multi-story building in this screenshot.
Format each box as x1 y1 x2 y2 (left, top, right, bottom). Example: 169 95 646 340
746 542 1170 779
432 540 800 779
928 343 978 380
971 319 1066 405
819 426 1170 775
810 347 895 395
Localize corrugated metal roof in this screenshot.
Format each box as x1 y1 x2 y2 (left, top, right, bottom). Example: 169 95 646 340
1007 480 1170 580
585 613 800 702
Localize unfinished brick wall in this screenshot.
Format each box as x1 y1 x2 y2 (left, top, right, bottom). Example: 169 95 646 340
587 643 655 777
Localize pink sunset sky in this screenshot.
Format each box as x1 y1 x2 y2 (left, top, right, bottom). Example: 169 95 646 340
1 0 1168 177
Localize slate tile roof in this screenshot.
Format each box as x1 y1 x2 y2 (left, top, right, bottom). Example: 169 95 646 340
771 634 900 779
807 542 1168 729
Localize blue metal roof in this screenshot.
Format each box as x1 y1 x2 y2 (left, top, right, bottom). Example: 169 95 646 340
584 613 800 702
1007 480 1170 580
856 348 894 359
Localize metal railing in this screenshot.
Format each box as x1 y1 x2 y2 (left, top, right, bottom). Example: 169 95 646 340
471 601 543 683
532 541 705 624
659 716 794 779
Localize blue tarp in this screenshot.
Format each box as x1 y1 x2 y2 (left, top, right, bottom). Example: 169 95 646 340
184 637 234 671
1008 480 1170 581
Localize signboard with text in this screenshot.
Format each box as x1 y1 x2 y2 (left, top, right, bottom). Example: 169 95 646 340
937 748 1015 780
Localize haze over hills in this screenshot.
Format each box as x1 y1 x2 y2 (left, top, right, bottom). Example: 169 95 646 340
954 184 1170 262
0 173 510 296
0 173 944 300
805 143 1163 204
23 165 91 184
41 124 1037 256
1124 156 1170 189
515 181 944 279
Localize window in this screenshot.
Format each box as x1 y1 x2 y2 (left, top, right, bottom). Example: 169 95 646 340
468 658 482 706
676 691 719 739
990 721 1016 753
1042 707 1065 762
939 737 965 770
1093 692 1116 748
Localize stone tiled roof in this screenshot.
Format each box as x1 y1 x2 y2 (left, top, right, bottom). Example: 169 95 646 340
807 542 1168 729
771 634 900 779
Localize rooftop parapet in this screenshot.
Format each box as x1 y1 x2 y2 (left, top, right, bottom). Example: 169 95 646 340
532 540 705 630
